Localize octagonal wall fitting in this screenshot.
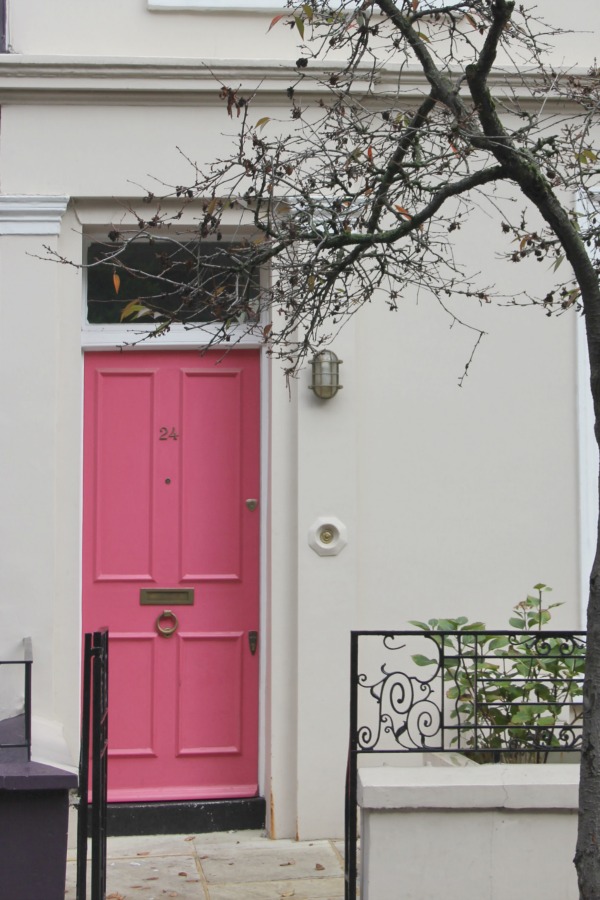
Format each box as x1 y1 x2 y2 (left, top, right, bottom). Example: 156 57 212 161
308 516 348 557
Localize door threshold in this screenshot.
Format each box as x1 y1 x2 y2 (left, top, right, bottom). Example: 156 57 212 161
107 797 266 836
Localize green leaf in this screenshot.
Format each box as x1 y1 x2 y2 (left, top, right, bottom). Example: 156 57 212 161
412 654 437 667
509 616 526 629
510 708 533 725
515 660 533 676
577 148 598 165
408 620 430 631
488 636 510 651
294 15 305 38
436 618 457 631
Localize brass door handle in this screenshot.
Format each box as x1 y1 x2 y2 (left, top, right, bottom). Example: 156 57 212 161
156 609 178 637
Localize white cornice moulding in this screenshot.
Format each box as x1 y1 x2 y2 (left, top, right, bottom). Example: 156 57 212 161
0 57 590 109
0 195 70 234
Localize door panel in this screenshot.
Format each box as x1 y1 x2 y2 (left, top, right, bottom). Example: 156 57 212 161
176 632 244 754
179 370 243 580
108 634 157 757
93 370 156 580
83 350 260 802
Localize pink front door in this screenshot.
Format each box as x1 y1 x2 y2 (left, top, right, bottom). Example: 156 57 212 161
83 350 261 802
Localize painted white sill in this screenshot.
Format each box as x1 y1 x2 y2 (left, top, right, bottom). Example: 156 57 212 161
81 323 264 350
148 0 285 11
358 764 580 811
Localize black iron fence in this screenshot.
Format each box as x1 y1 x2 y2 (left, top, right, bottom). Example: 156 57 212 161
77 629 109 900
0 637 33 763
344 628 586 900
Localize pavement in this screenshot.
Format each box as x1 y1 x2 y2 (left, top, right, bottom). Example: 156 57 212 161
64 830 348 899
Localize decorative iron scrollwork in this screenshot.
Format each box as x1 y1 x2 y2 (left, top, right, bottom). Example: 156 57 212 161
352 629 585 758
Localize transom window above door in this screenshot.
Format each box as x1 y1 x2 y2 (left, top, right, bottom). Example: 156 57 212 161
86 238 260 327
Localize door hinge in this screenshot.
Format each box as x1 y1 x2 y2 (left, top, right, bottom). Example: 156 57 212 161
248 631 258 656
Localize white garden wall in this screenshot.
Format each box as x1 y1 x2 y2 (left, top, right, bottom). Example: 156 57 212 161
358 764 579 900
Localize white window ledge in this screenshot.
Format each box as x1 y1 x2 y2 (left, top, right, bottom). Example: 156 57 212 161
149 0 445 7
148 0 285 10
81 322 264 351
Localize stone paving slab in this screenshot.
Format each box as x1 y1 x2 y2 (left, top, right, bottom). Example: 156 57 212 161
65 855 203 898
207 876 345 900
108 854 203 897
197 839 342 885
64 831 348 899
109 833 203 858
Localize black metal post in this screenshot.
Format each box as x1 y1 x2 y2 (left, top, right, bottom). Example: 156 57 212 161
76 633 92 900
23 638 32 762
345 631 358 900
77 629 109 900
90 630 108 900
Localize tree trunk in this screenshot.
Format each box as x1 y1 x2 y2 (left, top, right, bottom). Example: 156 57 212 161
577 561 600 897
576 300 600 897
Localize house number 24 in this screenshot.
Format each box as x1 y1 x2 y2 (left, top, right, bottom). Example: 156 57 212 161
159 427 179 441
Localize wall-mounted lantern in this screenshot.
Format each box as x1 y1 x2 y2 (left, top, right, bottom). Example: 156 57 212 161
309 350 343 400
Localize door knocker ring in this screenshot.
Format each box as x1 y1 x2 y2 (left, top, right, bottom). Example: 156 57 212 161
156 609 178 637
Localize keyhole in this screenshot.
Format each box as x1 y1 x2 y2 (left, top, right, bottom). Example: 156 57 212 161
165 478 171 485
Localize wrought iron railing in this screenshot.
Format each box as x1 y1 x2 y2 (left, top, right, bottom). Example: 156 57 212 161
77 629 109 900
0 638 33 762
344 629 586 900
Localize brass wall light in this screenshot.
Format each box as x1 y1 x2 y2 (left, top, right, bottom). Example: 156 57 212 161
309 350 343 399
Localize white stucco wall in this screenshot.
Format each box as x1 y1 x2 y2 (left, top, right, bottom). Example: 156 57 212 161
5 0 598 64
0 210 82 766
0 0 596 839
354 249 580 632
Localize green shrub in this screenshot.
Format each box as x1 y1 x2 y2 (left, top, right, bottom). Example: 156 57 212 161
410 585 585 762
